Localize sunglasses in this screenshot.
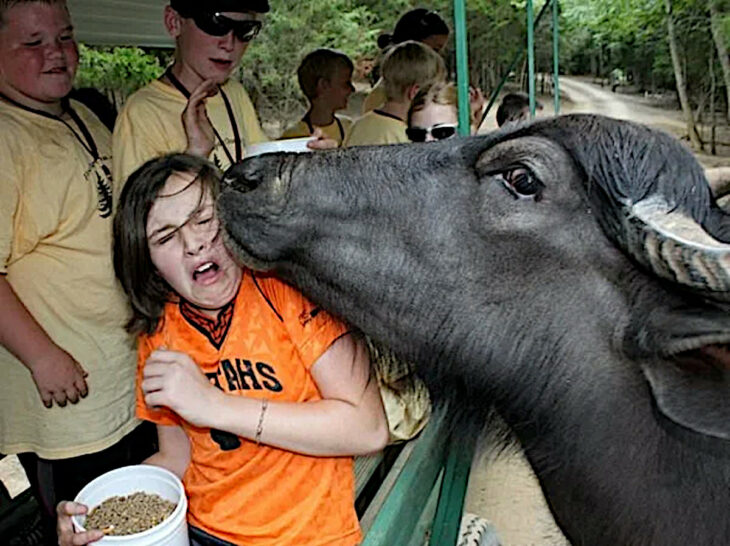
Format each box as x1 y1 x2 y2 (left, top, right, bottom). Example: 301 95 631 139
191 12 262 42
406 124 458 143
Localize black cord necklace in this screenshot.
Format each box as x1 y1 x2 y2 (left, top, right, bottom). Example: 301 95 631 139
0 93 114 217
0 93 103 161
164 68 242 165
303 111 344 142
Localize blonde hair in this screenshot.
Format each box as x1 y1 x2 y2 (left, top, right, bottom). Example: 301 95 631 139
0 0 67 26
381 41 446 102
407 81 457 126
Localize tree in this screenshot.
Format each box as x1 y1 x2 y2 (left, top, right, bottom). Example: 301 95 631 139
710 0 730 120
665 0 703 148
76 45 166 110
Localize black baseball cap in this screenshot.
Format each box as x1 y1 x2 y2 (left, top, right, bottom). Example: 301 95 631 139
170 0 270 15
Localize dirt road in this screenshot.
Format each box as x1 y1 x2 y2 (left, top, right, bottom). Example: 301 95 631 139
559 77 730 169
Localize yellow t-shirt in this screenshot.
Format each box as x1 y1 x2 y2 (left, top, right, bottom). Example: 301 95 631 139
113 78 267 184
361 80 386 114
0 99 138 459
344 110 408 147
280 114 352 147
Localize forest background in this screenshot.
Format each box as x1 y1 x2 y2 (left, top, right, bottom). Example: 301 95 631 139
75 0 730 147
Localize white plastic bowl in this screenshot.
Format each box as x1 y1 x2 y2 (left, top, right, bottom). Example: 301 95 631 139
72 465 188 545
244 137 312 158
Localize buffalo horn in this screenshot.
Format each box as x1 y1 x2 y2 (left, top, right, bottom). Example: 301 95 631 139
623 196 730 300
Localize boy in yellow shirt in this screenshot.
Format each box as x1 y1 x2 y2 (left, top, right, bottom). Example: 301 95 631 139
345 41 445 147
113 0 270 183
281 48 355 147
0 0 153 539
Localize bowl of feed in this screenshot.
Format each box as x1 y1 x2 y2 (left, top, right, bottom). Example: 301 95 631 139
72 465 188 545
244 137 312 158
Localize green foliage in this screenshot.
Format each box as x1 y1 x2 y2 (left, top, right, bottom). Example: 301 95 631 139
71 0 730 127
561 0 728 104
76 44 165 101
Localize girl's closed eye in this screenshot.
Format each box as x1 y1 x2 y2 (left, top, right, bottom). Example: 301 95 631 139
153 231 176 246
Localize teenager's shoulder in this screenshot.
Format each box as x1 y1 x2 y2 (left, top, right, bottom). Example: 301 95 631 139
121 80 184 114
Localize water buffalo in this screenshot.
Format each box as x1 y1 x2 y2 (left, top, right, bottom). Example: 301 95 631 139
219 114 730 546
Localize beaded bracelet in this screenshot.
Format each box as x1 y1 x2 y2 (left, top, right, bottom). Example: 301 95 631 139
255 399 268 445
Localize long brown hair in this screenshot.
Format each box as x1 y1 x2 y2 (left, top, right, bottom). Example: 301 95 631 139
113 154 221 335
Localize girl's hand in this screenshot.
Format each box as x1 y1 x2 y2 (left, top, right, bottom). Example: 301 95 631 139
306 127 338 150
183 79 218 158
141 349 221 427
57 501 103 545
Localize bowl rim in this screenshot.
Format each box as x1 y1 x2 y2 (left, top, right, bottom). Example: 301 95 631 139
71 464 186 541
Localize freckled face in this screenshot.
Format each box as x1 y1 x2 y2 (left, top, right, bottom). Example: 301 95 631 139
0 3 78 111
147 171 242 316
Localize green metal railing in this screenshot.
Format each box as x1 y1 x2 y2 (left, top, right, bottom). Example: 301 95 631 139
464 0 561 130
453 0 471 136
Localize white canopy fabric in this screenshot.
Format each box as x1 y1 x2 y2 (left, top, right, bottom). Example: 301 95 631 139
68 0 173 47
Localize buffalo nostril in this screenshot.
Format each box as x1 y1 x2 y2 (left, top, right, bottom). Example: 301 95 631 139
221 172 265 193
222 163 266 193
222 174 262 192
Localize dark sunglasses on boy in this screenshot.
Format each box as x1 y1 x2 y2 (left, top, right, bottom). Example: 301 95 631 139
406 124 458 143
191 12 262 41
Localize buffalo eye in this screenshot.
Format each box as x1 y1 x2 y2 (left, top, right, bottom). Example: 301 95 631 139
500 167 543 201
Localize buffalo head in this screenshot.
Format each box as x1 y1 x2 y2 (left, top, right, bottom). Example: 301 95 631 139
220 114 730 545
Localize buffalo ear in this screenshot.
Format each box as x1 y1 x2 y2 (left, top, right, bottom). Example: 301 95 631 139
627 306 730 440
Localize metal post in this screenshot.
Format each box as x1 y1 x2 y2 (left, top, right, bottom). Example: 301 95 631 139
527 0 536 117
553 0 560 114
453 0 470 135
477 0 553 128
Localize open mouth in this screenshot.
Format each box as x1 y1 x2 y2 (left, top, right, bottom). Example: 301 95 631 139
192 261 220 282
210 59 233 69
45 67 68 75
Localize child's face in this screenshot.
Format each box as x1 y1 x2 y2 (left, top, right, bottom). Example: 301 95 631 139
319 65 354 112
422 33 449 53
147 171 242 316
409 102 458 142
171 11 258 85
0 2 78 110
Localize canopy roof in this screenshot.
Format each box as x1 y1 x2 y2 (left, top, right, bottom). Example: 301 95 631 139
68 0 173 47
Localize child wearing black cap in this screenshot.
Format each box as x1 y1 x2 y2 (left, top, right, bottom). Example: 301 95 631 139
112 0 271 184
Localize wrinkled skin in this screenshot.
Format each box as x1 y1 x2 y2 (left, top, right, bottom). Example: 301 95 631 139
220 115 730 546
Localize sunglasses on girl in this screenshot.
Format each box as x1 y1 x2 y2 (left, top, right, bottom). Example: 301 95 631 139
406 124 458 143
191 12 262 42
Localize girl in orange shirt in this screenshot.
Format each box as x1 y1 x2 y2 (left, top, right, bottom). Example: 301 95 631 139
57 154 388 546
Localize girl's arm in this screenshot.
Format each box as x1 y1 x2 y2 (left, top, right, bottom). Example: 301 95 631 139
143 424 191 479
142 334 389 457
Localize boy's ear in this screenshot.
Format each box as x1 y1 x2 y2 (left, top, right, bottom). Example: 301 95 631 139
406 84 420 102
315 77 329 96
164 5 183 39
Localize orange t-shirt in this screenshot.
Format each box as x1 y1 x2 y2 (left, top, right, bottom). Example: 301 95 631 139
136 271 361 545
